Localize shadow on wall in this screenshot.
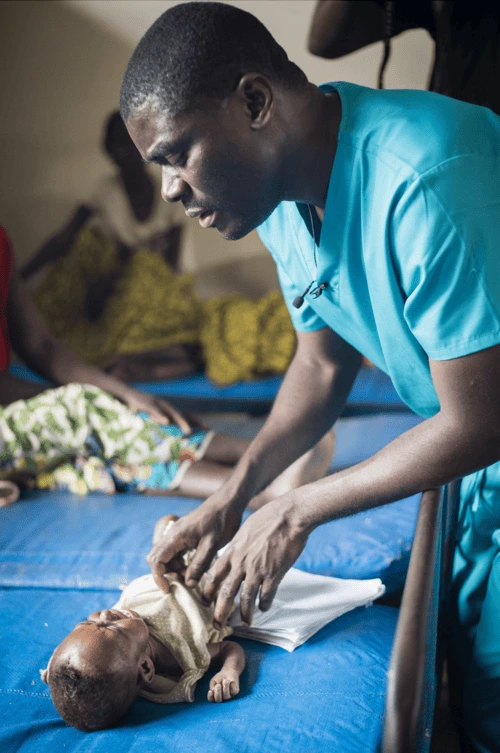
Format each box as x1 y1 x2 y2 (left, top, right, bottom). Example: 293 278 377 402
0 0 133 266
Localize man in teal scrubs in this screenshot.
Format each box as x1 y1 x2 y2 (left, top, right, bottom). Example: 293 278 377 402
120 3 500 749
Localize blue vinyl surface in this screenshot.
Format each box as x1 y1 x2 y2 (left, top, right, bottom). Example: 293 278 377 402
0 490 419 593
0 409 423 751
0 412 422 593
0 587 397 753
9 363 405 407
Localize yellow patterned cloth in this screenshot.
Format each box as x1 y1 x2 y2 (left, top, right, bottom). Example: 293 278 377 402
35 227 296 384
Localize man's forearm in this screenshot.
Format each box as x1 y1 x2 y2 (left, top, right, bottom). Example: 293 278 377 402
222 343 361 510
293 411 500 532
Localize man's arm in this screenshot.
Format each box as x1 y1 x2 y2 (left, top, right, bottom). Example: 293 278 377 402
215 327 362 514
203 344 500 626
147 326 362 591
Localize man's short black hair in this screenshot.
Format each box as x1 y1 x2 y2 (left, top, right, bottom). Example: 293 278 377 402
49 660 137 731
120 1 307 120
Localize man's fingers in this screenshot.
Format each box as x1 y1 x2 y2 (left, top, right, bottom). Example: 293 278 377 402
239 578 262 626
184 536 217 587
258 577 280 612
150 562 171 594
213 573 244 628
201 557 231 605
152 514 178 546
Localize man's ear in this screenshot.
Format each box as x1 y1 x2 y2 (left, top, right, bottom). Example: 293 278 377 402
235 73 273 129
138 655 155 686
40 668 49 684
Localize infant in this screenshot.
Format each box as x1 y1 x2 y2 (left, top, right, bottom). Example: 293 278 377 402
41 515 245 731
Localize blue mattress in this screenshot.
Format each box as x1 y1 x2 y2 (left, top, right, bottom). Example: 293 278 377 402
0 489 419 594
0 410 424 751
0 411 422 594
0 586 397 753
9 363 407 413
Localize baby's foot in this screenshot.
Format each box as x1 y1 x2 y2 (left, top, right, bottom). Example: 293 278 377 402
207 669 240 703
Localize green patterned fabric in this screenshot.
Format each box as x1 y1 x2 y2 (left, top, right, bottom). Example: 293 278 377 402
0 384 211 495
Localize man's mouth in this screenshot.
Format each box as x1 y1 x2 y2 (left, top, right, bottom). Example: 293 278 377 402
185 208 216 228
198 210 216 228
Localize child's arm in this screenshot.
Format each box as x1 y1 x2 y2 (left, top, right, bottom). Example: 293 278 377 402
207 641 245 703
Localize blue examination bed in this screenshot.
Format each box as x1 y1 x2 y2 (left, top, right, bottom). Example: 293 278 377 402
9 363 407 416
0 411 453 752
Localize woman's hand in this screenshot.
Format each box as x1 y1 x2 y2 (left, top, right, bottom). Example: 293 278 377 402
147 500 243 594
201 495 310 628
121 387 205 435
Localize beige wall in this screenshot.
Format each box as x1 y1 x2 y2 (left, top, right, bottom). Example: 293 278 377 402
0 0 434 279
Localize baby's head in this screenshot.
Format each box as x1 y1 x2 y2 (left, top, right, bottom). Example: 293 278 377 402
41 608 155 731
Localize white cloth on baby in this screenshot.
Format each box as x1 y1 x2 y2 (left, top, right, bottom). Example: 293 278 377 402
229 568 385 652
115 573 233 703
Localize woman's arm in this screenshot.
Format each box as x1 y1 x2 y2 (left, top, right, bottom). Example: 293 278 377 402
5 272 194 431
20 204 94 280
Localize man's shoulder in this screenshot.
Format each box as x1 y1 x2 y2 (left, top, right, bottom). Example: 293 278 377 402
342 84 500 180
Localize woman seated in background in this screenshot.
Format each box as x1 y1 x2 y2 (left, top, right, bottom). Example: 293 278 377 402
0 225 334 499
21 112 299 386
22 111 199 382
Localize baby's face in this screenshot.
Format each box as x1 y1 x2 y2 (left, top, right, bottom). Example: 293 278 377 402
53 609 150 680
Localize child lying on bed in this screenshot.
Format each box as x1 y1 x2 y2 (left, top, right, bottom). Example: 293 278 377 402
0 383 334 500
41 515 246 731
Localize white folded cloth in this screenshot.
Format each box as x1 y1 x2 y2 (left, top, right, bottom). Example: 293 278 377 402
229 568 385 652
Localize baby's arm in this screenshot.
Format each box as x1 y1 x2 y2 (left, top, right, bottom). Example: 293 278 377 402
207 641 245 703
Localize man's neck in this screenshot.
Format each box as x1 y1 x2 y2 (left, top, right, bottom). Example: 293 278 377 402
280 85 341 210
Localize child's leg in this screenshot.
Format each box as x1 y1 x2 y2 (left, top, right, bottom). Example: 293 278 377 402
171 430 334 503
249 430 335 509
170 461 233 498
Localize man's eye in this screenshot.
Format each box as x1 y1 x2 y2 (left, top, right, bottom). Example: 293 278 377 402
168 153 187 167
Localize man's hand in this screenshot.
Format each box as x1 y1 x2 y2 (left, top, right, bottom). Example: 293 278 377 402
202 495 309 628
147 501 242 594
121 387 205 435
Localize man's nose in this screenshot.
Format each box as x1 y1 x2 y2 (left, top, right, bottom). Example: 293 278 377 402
161 167 188 203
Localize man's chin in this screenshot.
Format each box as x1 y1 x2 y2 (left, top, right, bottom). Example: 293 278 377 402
216 215 259 241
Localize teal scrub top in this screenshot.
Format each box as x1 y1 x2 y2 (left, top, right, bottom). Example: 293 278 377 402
258 82 500 418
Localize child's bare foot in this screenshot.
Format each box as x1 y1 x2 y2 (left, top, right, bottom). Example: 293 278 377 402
249 429 335 510
207 669 240 703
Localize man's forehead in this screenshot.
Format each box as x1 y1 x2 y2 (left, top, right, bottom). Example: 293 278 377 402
125 107 184 156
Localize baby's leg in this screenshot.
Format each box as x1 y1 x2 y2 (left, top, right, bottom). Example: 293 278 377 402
173 461 233 498
207 641 245 703
171 430 334 502
249 429 335 509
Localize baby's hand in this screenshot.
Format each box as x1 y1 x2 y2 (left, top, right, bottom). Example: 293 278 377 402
207 669 240 703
